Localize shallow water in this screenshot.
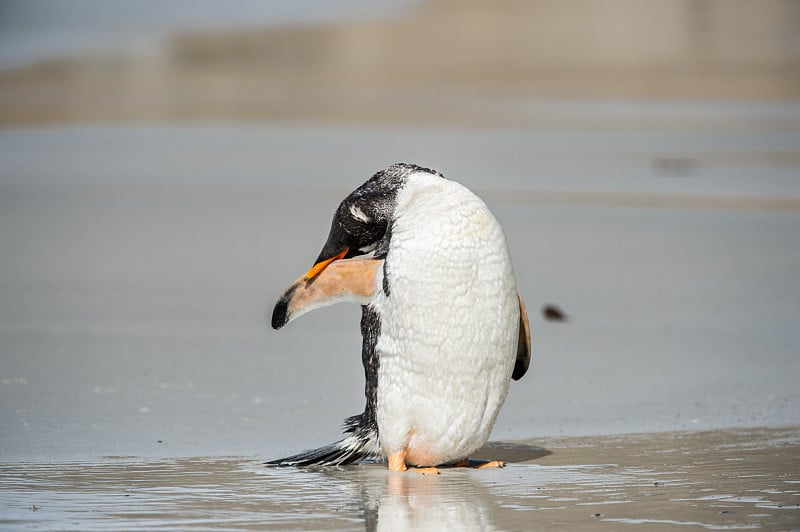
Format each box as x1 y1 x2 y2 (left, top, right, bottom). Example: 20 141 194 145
1 428 797 530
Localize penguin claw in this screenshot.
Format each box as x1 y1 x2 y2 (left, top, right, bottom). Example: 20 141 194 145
413 467 441 475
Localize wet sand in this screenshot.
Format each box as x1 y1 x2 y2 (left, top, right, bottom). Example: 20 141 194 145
1 427 797 530
1 123 799 460
0 126 798 530
0 122 798 529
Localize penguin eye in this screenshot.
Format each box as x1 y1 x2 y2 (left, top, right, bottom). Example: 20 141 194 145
339 205 385 256
345 219 385 251
336 190 394 258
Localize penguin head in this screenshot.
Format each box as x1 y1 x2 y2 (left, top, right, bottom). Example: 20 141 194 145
273 164 440 329
305 163 441 280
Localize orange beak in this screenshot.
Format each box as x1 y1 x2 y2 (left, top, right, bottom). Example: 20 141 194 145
304 247 349 281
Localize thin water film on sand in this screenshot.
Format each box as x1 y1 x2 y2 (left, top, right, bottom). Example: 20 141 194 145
1 428 797 530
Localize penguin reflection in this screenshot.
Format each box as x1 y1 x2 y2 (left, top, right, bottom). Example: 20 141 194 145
321 465 498 532
318 442 550 531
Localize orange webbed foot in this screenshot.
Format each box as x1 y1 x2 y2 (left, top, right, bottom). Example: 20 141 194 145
388 451 408 472
389 450 499 473
453 459 505 469
388 449 441 474
476 460 504 469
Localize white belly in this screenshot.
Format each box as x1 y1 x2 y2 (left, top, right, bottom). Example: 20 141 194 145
372 177 518 466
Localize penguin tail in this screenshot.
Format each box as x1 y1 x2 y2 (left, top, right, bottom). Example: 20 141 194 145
265 415 382 467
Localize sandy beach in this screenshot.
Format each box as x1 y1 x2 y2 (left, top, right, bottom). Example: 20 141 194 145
1 1 800 529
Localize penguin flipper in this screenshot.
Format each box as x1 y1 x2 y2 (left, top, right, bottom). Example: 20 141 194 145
512 292 531 381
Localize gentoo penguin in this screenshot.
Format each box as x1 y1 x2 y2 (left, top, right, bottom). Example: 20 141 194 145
268 163 531 473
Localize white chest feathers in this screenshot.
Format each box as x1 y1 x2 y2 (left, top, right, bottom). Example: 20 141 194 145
372 172 519 466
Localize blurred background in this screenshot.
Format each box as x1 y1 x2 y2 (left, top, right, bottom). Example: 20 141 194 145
1 0 799 460
1 0 799 123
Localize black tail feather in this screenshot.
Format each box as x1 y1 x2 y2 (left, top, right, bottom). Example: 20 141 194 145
266 417 381 467
265 438 373 467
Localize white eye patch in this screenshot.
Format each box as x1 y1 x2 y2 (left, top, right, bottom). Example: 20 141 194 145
350 205 371 223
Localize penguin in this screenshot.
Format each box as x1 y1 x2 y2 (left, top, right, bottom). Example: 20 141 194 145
268 163 531 473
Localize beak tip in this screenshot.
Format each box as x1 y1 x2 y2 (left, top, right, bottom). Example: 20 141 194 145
271 299 289 330
272 284 299 330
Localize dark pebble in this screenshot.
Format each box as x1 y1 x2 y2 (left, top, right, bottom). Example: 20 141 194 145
543 304 568 322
